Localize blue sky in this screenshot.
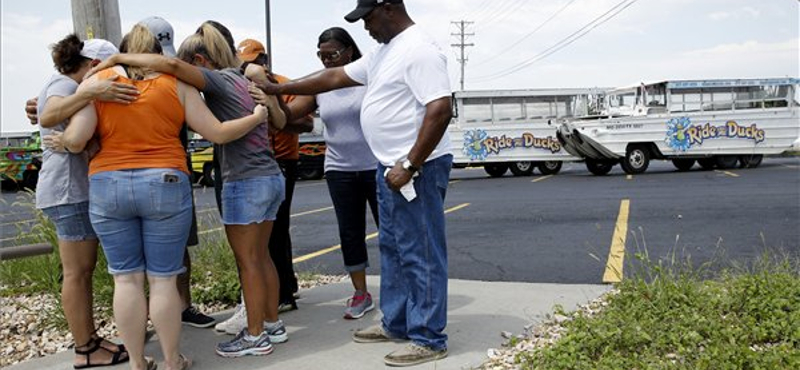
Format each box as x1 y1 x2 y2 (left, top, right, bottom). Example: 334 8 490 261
2 0 798 134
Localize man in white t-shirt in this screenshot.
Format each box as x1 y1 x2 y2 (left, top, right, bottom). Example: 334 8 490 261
255 0 453 366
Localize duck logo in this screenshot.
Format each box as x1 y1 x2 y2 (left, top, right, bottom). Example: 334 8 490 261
463 129 489 160
665 117 692 151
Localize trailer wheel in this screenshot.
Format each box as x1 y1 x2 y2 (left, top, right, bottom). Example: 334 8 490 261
738 154 763 168
298 167 324 180
22 170 38 190
201 162 215 187
585 159 614 176
671 159 695 172
509 161 534 176
697 158 716 170
537 161 562 175
484 164 508 178
715 155 738 169
620 145 650 174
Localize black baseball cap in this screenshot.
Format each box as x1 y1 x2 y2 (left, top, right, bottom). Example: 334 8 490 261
344 0 403 23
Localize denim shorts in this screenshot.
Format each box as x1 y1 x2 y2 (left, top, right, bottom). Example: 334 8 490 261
41 202 97 241
221 175 285 225
89 169 192 277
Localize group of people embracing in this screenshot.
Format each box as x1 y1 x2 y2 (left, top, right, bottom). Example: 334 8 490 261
28 0 454 368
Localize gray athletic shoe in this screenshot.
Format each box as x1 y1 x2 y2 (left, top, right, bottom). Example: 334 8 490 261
344 291 375 320
263 319 288 344
215 329 273 358
384 343 448 367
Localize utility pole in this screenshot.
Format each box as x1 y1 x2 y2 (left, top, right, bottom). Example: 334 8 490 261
71 0 122 45
450 20 474 91
265 0 273 70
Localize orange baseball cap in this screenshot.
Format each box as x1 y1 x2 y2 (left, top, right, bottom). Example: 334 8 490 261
237 39 266 62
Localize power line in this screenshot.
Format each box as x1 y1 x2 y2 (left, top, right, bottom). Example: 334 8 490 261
473 0 638 82
474 0 579 67
475 0 529 31
451 20 475 91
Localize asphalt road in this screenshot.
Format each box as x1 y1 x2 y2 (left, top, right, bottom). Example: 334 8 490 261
2 157 798 284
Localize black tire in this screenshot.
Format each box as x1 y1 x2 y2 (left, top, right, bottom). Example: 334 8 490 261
671 158 695 171
715 155 738 169
620 145 650 174
738 154 763 168
509 161 534 176
585 159 614 176
537 161 562 175
22 170 38 190
484 164 508 178
697 158 716 170
201 162 215 187
297 167 324 180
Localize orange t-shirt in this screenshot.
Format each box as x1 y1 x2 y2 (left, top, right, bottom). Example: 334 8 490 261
89 69 188 175
271 74 299 160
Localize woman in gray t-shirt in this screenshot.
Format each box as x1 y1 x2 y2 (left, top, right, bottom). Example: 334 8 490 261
34 34 135 368
284 27 379 320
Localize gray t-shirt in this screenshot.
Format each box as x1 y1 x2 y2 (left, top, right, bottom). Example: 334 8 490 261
316 86 378 172
200 68 280 182
35 74 90 209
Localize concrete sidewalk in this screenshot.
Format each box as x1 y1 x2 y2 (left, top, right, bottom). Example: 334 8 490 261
9 278 609 370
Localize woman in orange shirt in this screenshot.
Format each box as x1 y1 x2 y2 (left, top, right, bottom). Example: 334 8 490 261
63 25 277 370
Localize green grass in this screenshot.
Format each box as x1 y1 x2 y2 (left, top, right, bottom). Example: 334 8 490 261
516 251 800 369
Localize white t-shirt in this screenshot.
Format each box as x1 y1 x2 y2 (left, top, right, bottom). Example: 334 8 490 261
344 25 452 166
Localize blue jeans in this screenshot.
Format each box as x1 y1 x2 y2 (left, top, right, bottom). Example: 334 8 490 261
89 169 192 277
377 154 452 351
326 169 379 272
221 175 285 225
41 202 97 241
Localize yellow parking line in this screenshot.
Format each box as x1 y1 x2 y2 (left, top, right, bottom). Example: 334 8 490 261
715 170 740 178
292 202 471 264
531 175 553 183
782 164 798 169
602 199 630 283
291 206 334 218
449 180 461 185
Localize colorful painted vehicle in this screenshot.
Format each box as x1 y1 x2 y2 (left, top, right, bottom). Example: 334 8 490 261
449 88 606 177
297 117 326 180
0 132 42 190
557 78 800 175
187 139 214 186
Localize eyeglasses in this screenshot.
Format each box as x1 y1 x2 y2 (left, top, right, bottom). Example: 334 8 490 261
316 48 348 62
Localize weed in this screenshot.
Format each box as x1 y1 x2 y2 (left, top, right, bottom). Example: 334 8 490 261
517 247 800 369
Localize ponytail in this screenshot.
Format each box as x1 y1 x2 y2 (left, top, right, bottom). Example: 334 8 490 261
119 24 162 79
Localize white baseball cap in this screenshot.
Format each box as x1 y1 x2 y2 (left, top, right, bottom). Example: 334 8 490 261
80 39 118 61
139 16 176 57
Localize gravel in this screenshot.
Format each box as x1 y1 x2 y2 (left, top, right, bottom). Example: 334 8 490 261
479 291 615 370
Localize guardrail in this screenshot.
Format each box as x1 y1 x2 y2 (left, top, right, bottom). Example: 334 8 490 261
0 243 53 261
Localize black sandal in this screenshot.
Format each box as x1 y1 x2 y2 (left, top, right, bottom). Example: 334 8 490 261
74 336 130 369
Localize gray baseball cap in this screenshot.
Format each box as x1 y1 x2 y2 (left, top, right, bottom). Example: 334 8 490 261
139 16 176 57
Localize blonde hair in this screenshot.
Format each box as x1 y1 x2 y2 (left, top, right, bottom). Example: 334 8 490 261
119 24 162 80
177 23 239 69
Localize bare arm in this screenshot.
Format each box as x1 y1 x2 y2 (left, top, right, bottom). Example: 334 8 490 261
62 102 98 153
385 96 453 191
255 67 359 96
25 98 38 125
39 76 139 128
180 81 267 144
89 54 206 89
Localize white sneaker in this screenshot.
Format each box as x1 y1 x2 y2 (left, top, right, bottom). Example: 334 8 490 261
214 304 248 335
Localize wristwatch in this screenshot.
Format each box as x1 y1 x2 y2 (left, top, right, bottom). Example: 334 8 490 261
401 159 419 174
